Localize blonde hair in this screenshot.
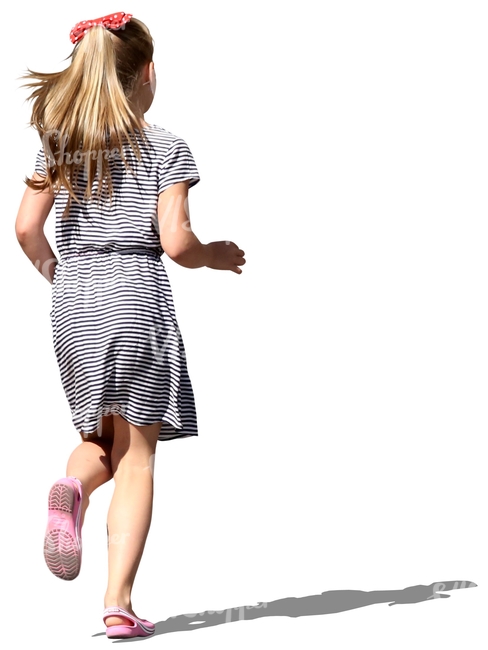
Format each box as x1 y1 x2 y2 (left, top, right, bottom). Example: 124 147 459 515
21 17 154 217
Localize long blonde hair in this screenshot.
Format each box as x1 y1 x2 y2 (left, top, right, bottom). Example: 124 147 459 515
21 17 154 217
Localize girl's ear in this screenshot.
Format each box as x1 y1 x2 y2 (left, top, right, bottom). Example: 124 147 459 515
148 61 156 96
142 62 156 96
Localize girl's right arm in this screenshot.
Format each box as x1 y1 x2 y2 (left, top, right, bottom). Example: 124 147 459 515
15 174 58 283
158 181 245 274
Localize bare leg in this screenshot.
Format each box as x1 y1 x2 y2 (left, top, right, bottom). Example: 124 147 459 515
104 414 160 628
65 415 114 526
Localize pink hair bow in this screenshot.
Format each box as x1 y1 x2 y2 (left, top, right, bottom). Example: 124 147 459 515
69 12 133 44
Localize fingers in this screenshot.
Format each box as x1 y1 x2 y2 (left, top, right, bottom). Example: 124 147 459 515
216 241 246 273
234 254 245 273
231 243 245 273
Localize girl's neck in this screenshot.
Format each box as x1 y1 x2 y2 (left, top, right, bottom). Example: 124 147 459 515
128 100 149 129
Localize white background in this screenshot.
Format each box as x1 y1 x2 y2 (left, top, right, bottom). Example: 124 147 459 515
1 1 486 648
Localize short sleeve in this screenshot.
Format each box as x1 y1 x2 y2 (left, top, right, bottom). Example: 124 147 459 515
158 137 200 194
34 147 47 177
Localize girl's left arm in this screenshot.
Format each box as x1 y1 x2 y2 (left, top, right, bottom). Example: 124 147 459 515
15 173 57 284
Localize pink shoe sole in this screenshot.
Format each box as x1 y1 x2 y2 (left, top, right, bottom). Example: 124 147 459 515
43 476 82 581
103 607 156 638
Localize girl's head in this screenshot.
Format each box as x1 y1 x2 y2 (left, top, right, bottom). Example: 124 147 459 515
71 14 156 113
22 13 156 213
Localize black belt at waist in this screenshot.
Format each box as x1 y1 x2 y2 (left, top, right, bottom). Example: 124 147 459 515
62 247 162 260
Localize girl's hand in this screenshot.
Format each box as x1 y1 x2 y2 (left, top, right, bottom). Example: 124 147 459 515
205 241 246 274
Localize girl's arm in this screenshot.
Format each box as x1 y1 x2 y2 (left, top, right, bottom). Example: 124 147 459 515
15 173 58 284
158 181 245 273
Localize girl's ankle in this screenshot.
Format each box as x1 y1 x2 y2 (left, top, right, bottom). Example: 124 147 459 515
104 595 132 610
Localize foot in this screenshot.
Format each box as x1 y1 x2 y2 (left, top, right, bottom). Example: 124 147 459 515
104 603 137 627
44 477 83 581
103 605 155 639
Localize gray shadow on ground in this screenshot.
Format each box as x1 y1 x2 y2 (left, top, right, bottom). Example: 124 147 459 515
92 579 477 641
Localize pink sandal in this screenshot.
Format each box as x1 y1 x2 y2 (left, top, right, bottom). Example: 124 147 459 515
43 476 83 580
103 607 156 638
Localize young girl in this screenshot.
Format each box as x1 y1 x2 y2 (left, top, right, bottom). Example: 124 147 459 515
15 12 245 639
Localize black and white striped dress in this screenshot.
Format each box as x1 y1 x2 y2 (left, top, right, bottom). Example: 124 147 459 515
34 124 200 441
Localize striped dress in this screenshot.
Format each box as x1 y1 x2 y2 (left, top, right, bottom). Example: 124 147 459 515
34 124 200 441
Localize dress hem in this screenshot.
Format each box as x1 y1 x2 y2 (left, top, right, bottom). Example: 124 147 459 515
76 410 198 442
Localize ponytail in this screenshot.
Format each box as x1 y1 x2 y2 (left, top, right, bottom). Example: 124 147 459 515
21 17 154 218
